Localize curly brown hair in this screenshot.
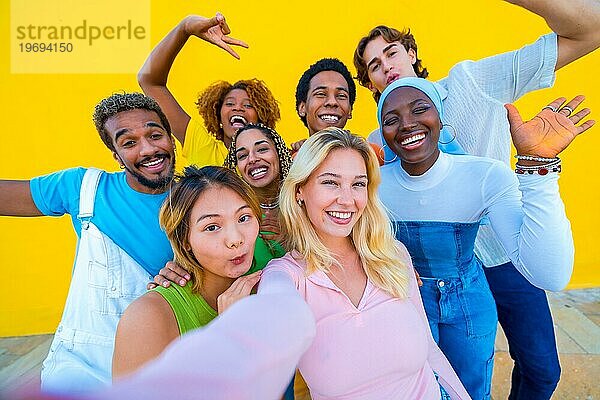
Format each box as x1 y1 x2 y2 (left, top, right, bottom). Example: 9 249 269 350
195 79 281 142
354 26 429 102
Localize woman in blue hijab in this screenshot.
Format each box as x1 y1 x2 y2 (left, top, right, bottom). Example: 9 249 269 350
376 77 592 399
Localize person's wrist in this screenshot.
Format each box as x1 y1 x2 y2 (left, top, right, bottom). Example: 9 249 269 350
181 16 198 36
515 154 558 166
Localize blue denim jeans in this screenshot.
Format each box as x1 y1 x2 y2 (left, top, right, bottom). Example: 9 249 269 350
420 268 497 400
394 221 497 400
484 262 560 400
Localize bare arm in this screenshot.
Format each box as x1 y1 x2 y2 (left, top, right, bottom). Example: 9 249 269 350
112 292 180 379
137 13 248 145
505 0 600 69
0 180 43 216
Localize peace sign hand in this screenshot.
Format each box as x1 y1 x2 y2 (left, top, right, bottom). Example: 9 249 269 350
183 13 249 59
506 96 595 158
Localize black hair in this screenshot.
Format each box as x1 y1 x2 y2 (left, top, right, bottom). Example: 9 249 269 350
295 58 357 127
92 92 171 151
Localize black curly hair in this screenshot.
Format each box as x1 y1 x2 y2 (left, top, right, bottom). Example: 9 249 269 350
93 92 171 151
295 58 356 127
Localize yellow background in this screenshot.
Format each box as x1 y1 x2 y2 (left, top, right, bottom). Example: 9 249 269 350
1 0 599 336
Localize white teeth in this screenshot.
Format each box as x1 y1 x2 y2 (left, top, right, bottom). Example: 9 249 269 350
401 133 425 146
320 115 340 122
142 158 163 167
328 211 352 219
230 115 247 125
250 167 267 177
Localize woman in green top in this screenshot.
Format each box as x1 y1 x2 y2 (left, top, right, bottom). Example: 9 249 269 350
113 166 264 377
224 123 293 266
151 123 293 287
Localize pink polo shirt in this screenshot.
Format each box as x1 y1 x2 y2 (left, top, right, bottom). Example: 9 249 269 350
259 249 471 400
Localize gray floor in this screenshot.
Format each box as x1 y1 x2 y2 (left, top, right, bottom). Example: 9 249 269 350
1 289 599 398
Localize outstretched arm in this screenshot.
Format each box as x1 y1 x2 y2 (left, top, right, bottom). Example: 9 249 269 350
505 0 600 69
0 180 43 216
137 13 248 144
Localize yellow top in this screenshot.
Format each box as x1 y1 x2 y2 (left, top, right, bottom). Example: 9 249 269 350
182 118 228 167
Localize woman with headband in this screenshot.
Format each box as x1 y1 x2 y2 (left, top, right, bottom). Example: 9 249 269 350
376 77 591 399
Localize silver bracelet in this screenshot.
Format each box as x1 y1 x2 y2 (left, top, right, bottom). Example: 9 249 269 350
515 154 559 163
515 158 561 175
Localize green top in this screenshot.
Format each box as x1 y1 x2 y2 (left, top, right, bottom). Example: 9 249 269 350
246 235 286 275
152 282 217 334
153 236 285 334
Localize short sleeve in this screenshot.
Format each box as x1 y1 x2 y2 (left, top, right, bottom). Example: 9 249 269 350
29 167 86 217
182 118 228 167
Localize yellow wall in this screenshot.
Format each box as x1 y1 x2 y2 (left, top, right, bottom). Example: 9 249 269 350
1 0 599 336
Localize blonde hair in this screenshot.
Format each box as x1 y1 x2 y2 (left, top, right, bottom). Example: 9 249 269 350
159 165 261 293
279 127 410 298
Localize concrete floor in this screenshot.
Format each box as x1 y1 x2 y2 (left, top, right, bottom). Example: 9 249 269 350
1 289 599 398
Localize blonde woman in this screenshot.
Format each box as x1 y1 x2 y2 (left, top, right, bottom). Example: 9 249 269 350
258 128 470 399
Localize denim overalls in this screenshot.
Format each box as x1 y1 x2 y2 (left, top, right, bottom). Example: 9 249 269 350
394 220 497 400
41 168 152 394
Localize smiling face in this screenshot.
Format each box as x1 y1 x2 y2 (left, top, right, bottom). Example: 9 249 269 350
234 128 281 189
219 88 259 144
297 148 368 248
106 108 175 194
380 86 441 176
298 71 353 135
187 185 259 281
363 36 417 94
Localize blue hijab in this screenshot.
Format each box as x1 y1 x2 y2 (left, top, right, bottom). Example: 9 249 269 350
376 77 465 160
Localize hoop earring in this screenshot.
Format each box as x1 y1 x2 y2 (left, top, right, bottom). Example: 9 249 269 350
378 144 398 163
439 124 457 145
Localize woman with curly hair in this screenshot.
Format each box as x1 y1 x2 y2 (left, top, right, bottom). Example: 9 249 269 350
138 12 280 167
224 123 292 267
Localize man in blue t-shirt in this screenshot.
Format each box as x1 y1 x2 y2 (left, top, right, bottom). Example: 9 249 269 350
0 93 176 394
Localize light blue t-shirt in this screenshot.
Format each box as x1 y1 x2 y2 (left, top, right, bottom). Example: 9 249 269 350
30 167 173 276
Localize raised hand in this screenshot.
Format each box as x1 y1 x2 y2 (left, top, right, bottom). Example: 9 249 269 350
183 13 248 59
506 96 595 158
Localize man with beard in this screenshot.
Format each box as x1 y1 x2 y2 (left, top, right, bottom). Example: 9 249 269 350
0 92 176 394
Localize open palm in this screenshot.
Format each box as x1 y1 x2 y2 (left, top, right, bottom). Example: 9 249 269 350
507 96 595 158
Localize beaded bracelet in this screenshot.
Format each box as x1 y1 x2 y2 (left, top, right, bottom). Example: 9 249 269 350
514 154 559 163
515 157 562 175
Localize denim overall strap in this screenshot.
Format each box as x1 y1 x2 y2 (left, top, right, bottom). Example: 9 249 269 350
77 168 102 227
41 169 152 394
